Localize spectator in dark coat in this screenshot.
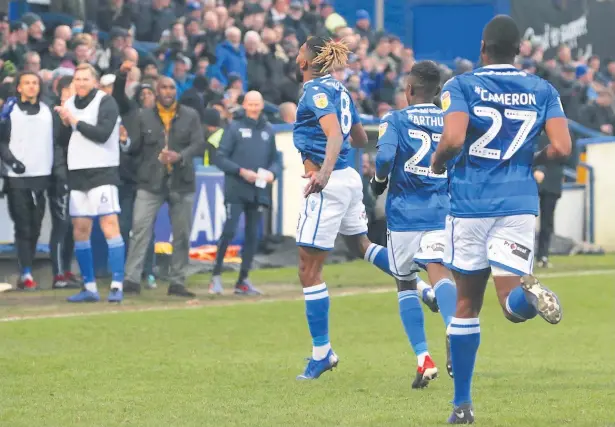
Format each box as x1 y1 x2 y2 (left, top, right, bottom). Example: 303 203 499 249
203 10 224 51
136 0 177 42
97 0 136 32
553 64 583 122
3 22 29 70
214 27 247 91
374 65 398 105
284 1 310 45
179 75 209 121
579 89 615 135
533 134 566 269
22 13 47 54
41 38 68 71
355 9 376 48
244 31 273 99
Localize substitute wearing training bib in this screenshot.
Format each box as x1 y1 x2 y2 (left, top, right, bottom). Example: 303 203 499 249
0 71 67 291
56 63 126 304
64 87 121 216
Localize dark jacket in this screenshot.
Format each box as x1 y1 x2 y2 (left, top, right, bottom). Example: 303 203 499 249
534 134 565 197
136 4 177 42
111 70 139 185
129 104 205 194
215 113 279 206
579 102 615 134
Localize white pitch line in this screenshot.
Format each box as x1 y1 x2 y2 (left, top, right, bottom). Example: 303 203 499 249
0 268 612 323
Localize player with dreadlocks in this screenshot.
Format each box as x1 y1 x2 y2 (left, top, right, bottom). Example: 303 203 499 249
292 37 426 380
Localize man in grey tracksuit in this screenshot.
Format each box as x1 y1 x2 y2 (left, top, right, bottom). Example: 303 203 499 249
208 91 280 296
123 77 204 297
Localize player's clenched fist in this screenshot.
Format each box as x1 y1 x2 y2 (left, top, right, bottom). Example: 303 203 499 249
370 176 388 196
120 60 134 74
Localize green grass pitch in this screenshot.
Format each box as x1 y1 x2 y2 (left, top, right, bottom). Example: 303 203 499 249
0 255 613 426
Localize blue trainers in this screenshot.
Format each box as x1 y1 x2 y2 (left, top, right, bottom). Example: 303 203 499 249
296 349 339 380
108 288 123 303
67 290 100 303
234 279 262 296
448 403 475 424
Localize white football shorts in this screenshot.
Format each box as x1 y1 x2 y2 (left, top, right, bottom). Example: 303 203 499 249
296 166 368 250
387 229 447 281
69 184 121 217
443 214 535 276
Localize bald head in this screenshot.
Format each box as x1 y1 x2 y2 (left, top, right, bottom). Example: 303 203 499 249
55 25 72 41
243 91 264 120
123 47 139 64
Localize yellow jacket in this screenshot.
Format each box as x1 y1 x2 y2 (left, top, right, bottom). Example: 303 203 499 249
203 128 224 166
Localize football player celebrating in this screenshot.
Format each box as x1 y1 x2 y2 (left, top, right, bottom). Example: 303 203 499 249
293 36 404 380
431 15 571 423
371 60 458 388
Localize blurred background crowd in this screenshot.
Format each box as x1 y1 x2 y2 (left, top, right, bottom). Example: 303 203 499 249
0 0 613 131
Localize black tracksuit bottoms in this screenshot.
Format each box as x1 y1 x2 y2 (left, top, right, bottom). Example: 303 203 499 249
212 202 261 281
7 187 46 271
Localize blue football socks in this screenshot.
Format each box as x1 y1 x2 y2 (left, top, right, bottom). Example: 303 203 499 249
365 243 391 276
398 290 428 360
449 317 480 406
303 283 331 360
434 278 457 327
506 285 538 320
21 266 32 281
75 240 96 292
107 236 125 290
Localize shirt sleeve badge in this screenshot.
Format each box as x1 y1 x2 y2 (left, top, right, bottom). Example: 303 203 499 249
312 93 328 109
441 91 451 112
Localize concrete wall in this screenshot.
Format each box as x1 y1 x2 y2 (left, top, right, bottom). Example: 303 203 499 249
586 142 615 251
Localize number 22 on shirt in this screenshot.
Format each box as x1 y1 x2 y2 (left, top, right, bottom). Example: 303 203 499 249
404 130 447 178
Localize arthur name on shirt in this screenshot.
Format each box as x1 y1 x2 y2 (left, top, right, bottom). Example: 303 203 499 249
406 111 444 127
475 86 537 106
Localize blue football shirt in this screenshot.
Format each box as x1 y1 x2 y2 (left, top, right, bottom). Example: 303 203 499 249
375 104 450 232
293 74 361 170
441 64 566 218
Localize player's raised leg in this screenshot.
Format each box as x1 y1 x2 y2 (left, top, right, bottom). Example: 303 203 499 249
488 215 562 325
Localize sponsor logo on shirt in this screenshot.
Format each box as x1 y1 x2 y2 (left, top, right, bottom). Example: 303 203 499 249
427 243 445 253
240 128 253 138
441 91 451 112
504 241 531 260
313 93 328 109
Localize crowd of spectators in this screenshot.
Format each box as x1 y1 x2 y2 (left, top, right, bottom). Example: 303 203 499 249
0 0 612 135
